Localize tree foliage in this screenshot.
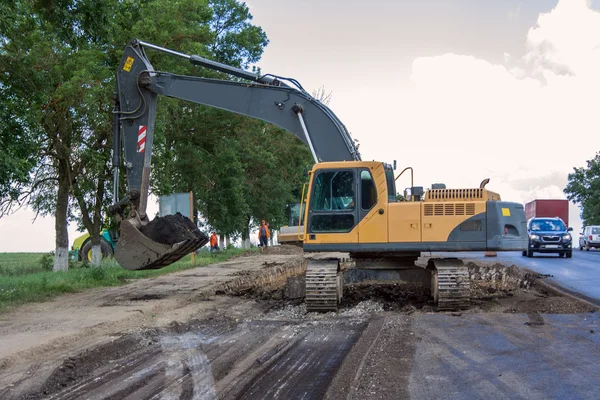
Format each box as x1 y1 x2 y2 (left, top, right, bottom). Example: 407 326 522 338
564 152 600 226
1 0 314 261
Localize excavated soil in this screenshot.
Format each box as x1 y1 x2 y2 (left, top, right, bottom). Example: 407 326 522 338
232 245 304 259
341 282 431 312
221 259 599 315
139 212 208 245
4 253 600 400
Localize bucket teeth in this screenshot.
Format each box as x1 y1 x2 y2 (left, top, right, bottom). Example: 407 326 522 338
305 259 342 312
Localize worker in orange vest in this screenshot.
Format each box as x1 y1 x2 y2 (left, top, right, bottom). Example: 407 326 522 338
257 220 270 251
210 232 219 253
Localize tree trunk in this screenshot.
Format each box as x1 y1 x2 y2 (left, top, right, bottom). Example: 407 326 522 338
226 235 231 248
53 162 69 272
89 177 105 267
241 215 252 249
219 234 225 249
90 232 102 266
71 155 107 267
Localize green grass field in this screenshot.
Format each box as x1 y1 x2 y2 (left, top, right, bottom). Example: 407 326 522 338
0 248 256 312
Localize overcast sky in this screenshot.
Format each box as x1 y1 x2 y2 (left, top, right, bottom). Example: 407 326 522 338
1 0 599 251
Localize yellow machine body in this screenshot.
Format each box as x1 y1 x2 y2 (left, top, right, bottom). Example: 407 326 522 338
300 161 525 253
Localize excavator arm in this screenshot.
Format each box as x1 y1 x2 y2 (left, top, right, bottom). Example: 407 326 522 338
111 39 360 270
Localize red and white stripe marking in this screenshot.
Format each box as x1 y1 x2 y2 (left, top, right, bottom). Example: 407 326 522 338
137 125 147 153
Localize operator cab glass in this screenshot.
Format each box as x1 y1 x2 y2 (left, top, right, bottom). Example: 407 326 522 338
286 203 304 226
310 170 356 232
384 167 397 203
529 219 566 232
308 163 394 234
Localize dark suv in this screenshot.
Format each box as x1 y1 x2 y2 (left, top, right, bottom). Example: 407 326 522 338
523 217 573 258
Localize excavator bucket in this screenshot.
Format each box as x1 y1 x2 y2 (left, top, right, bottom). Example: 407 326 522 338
114 214 208 271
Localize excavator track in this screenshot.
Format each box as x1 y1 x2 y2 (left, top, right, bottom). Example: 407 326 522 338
430 258 470 311
305 259 342 312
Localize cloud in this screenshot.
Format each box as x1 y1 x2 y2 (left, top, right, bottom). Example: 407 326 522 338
508 171 567 193
351 0 600 237
524 0 600 78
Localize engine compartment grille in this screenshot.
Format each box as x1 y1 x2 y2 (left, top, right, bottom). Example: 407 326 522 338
427 189 484 201
424 203 476 217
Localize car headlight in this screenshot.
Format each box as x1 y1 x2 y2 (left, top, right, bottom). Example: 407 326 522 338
529 234 540 240
562 234 571 241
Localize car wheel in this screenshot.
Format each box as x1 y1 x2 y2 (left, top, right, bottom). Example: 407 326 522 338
566 251 572 258
522 250 527 256
586 246 590 251
526 250 533 258
559 252 565 257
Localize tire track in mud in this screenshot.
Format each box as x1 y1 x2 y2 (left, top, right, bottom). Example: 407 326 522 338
18 311 370 400
231 319 367 400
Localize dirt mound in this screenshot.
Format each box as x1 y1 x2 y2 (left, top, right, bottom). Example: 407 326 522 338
341 282 430 312
503 283 600 314
214 259 307 301
233 245 304 258
139 212 208 245
262 245 304 255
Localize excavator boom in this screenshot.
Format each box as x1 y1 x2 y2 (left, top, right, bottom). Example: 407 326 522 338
112 39 361 270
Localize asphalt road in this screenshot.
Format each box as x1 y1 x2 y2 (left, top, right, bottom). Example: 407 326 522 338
433 249 600 304
409 312 600 400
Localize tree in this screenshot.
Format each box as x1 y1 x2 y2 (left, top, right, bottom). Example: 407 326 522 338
564 152 600 226
0 0 235 268
312 86 333 106
147 0 278 243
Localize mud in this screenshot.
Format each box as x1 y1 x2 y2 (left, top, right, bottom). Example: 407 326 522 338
214 258 307 302
21 332 160 399
466 261 539 290
4 253 600 400
341 282 430 312
139 212 208 245
232 245 304 259
221 258 599 316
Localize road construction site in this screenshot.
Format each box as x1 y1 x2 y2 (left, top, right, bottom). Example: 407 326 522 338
1 245 599 400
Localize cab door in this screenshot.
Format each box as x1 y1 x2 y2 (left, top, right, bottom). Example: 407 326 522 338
357 168 388 243
306 168 359 243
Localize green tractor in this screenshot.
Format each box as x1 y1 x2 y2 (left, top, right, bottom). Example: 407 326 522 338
70 229 118 263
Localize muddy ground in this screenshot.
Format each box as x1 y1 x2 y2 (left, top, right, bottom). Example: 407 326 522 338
1 248 599 399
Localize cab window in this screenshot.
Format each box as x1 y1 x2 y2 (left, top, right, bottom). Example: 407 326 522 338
361 170 377 210
309 170 355 233
385 169 397 202
311 170 355 211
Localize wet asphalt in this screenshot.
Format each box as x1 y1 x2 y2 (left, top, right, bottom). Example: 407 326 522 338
409 312 600 400
432 250 600 304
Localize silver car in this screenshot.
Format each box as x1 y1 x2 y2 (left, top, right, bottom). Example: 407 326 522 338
579 225 600 250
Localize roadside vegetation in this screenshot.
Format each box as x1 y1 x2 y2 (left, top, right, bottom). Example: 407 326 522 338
0 248 256 312
0 0 313 272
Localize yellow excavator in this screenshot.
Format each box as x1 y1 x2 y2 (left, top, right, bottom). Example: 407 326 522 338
110 39 528 311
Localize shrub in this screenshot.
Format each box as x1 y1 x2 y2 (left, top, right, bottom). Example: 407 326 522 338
39 253 54 271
